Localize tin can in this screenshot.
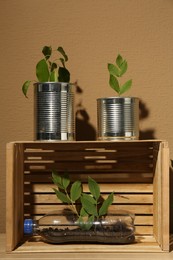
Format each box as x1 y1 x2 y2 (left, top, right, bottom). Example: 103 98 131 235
34 82 75 140
97 97 139 140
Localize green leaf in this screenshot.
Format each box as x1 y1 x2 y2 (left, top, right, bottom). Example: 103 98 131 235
109 75 120 94
52 172 64 189
50 62 57 72
42 46 52 60
70 180 82 202
22 80 31 98
77 216 84 226
53 188 71 203
116 54 123 68
99 192 114 216
81 194 98 216
49 70 58 82
59 58 65 68
88 177 100 200
80 207 88 217
36 59 49 82
81 193 97 205
119 60 128 76
119 79 132 95
58 67 70 82
88 214 95 224
62 174 70 190
76 216 89 230
84 215 95 230
77 215 94 231
57 47 68 62
108 63 120 77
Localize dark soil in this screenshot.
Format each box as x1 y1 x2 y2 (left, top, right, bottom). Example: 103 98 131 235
39 222 135 244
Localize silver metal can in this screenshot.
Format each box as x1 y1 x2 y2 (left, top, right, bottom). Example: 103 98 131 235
97 97 139 140
34 82 75 140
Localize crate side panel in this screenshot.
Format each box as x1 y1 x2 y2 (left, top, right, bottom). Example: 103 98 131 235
153 141 170 251
153 143 162 245
161 142 170 251
6 143 24 252
6 143 15 252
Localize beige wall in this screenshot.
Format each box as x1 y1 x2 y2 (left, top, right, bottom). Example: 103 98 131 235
0 0 173 233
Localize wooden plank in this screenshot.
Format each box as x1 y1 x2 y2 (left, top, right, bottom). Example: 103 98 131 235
24 183 153 193
24 193 153 204
24 204 153 215
22 140 157 151
24 162 153 173
24 149 154 161
153 141 170 251
135 216 153 225
153 143 162 245
6 142 15 252
160 142 170 251
6 143 24 252
135 226 153 235
14 144 24 251
24 172 154 183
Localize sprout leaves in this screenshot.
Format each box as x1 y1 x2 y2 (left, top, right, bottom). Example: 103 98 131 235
52 172 114 230
36 59 49 82
22 45 70 97
108 54 132 96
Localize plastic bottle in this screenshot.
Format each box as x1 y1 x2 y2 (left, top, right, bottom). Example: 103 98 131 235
24 209 135 244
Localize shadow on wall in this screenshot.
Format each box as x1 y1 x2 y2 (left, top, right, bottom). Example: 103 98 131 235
74 82 96 141
139 99 156 139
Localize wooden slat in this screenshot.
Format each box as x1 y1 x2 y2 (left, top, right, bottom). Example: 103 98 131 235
24 193 153 204
24 204 153 215
24 161 153 173
23 140 157 152
24 172 154 183
24 149 153 161
24 183 153 193
135 215 153 225
135 226 153 235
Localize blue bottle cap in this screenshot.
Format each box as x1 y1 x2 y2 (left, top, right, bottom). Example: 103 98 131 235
24 219 33 234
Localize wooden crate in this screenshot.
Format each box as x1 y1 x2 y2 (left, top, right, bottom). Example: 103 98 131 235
6 140 170 253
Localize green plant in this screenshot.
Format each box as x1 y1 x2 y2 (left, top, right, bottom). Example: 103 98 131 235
52 171 114 230
22 46 70 98
108 54 132 96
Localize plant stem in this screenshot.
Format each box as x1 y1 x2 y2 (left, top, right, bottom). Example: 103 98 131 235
65 189 79 217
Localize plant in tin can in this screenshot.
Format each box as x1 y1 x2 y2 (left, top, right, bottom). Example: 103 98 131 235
22 46 70 98
108 54 132 96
